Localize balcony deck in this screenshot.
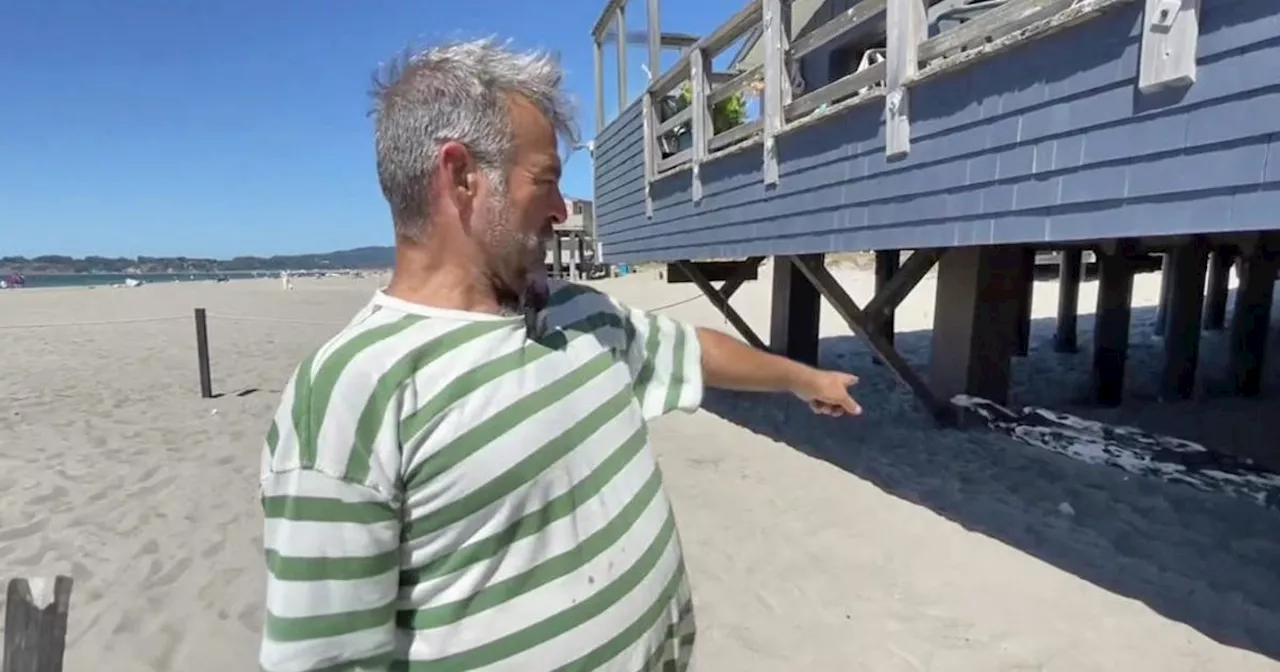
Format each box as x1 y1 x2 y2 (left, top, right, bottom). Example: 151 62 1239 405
595 0 1280 263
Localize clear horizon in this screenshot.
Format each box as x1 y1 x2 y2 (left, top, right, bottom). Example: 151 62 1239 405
2 244 394 262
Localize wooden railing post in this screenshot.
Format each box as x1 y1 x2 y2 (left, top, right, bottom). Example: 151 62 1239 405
761 0 791 185
3 576 74 672
646 0 661 85
885 0 925 158
593 38 605 135
615 4 628 111
689 47 709 202
642 91 656 217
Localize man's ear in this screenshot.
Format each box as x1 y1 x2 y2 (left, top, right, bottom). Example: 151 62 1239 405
439 141 475 194
437 141 478 220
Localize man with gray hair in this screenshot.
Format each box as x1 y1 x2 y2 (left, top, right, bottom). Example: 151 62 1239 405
258 37 861 671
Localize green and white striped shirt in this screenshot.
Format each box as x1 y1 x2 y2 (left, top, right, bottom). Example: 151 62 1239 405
259 282 702 671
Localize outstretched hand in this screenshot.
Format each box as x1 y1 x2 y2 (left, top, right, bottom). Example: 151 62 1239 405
694 326 862 416
792 369 862 417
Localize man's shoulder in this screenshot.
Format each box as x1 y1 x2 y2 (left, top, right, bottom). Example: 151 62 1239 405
293 309 438 393
546 280 606 305
544 281 624 322
302 308 529 395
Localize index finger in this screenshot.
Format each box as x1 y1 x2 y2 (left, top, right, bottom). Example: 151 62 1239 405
840 392 862 416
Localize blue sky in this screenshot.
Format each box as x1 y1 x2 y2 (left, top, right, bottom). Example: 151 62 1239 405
0 0 739 258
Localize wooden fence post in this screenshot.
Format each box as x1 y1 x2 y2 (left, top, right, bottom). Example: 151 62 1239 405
3 576 74 672
194 308 213 399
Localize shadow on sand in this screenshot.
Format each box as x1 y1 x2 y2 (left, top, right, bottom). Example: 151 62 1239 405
700 301 1280 661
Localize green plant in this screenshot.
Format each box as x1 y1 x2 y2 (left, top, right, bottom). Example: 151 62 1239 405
674 81 748 134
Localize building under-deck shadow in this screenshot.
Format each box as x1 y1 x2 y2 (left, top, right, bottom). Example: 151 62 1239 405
698 303 1280 661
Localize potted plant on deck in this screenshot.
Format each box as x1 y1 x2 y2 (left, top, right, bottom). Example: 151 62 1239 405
657 79 751 158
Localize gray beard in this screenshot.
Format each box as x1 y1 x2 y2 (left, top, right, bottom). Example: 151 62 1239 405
478 187 549 324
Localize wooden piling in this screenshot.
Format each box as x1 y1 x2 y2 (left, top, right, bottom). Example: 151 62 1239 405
1091 245 1136 407
770 255 822 366
1014 247 1036 356
1054 249 1083 353
1154 252 1173 337
1202 246 1233 331
1159 238 1208 402
552 235 564 279
873 250 900 347
931 246 1024 406
3 576 74 672
194 308 213 399
1230 242 1279 397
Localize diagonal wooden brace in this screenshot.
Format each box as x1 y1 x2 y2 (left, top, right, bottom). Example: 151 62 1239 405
675 258 767 350
716 256 765 303
786 254 954 424
862 248 942 327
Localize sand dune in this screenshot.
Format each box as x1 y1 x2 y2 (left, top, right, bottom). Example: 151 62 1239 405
1 266 1277 671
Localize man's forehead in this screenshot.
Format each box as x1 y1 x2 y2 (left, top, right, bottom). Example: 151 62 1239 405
506 95 556 141
505 96 560 173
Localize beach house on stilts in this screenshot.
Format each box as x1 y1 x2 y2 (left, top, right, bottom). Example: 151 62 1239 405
588 0 1280 425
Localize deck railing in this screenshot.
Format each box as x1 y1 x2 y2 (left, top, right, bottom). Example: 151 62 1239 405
592 0 1201 214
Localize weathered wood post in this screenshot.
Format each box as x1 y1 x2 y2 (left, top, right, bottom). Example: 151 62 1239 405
1160 237 1209 402
194 308 213 399
870 250 901 367
552 235 564 279
770 256 822 366
1229 238 1279 397
1202 246 1233 331
3 576 74 672
1154 252 1174 337
874 250 900 348
1014 247 1036 356
1091 242 1138 407
1054 248 1083 353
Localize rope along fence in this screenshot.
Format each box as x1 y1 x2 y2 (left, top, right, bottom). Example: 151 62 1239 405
189 310 349 399
0 310 348 402
0 297 710 401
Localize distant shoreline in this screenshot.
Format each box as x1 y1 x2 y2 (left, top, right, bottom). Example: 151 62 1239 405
3 269 383 290
3 269 380 276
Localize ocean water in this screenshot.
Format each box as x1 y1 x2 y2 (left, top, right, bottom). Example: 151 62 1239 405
6 272 263 289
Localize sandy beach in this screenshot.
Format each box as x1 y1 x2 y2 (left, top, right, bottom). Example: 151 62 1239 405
1 265 1278 671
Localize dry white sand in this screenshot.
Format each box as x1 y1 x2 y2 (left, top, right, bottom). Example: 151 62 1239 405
1 265 1278 671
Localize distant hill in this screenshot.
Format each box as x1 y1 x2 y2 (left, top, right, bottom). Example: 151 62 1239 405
0 246 397 275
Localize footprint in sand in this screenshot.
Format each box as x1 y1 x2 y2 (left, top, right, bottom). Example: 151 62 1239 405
148 622 185 671
28 483 69 507
0 517 49 543
237 601 263 632
148 557 193 588
201 537 226 559
112 608 143 636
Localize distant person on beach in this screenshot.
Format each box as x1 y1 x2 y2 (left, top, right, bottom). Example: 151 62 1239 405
257 38 861 672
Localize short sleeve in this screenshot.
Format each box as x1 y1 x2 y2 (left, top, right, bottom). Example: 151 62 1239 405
543 282 704 419
619 301 704 419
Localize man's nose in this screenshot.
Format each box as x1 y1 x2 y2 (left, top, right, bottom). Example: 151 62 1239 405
549 193 568 224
